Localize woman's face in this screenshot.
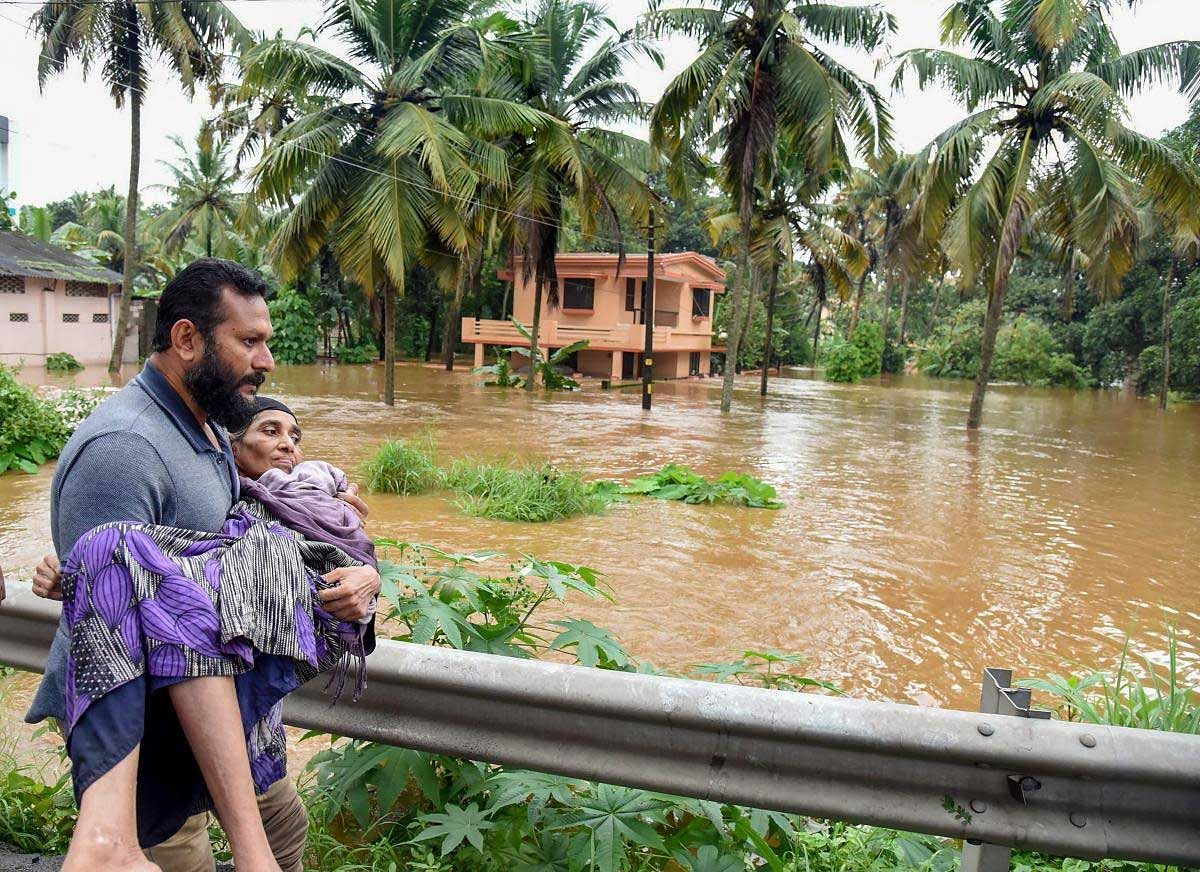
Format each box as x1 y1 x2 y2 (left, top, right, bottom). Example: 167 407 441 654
232 410 303 478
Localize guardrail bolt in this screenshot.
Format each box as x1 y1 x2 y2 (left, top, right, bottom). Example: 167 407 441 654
978 723 994 736
1079 734 1097 748
969 799 988 814
1069 812 1087 828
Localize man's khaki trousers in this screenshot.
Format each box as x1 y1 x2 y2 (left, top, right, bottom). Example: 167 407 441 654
142 778 308 872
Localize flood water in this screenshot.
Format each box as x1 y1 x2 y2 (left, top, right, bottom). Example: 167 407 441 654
2 362 1198 716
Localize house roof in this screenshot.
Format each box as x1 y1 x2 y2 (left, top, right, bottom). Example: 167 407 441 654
0 231 123 285
501 251 727 287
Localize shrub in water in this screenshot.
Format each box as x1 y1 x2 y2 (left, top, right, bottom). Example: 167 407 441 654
360 437 444 495
45 351 83 373
823 340 864 383
849 322 884 377
621 464 783 509
267 290 320 364
334 343 378 364
0 364 68 474
446 459 611 522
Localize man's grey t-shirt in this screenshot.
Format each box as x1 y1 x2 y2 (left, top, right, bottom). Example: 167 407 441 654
25 361 238 724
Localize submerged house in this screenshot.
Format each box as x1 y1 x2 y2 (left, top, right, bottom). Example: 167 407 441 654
463 252 726 380
0 231 137 366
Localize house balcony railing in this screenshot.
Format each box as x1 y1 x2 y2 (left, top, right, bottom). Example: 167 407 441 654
462 317 711 352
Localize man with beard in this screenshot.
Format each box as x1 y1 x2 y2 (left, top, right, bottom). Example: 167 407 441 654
26 258 380 872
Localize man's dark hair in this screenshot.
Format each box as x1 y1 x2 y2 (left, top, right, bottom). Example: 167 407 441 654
152 258 269 352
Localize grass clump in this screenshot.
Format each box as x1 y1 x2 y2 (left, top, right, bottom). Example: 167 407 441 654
0 751 75 855
359 437 444 496
621 464 784 509
447 459 611 522
1020 627 1200 732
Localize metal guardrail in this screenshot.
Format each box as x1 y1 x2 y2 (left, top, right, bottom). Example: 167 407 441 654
2 588 1199 866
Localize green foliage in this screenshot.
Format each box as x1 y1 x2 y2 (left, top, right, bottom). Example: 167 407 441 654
360 437 444 496
919 300 986 379
822 340 864 384
0 364 68 474
620 464 783 510
268 290 320 364
992 316 1089 388
446 460 612 523
508 319 587 391
1019 627 1200 733
44 352 83 373
0 757 75 855
849 322 884 378
334 343 379 364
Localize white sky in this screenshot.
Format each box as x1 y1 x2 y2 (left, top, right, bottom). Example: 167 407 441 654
0 0 1195 207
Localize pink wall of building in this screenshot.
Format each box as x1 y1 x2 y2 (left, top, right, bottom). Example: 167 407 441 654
0 276 123 366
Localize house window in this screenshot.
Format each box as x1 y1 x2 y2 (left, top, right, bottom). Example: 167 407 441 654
692 288 711 318
92 313 110 323
0 276 24 294
67 281 107 297
63 313 80 323
562 277 595 310
10 312 29 322
625 277 636 311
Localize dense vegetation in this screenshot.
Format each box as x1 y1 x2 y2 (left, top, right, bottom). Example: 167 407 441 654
10 0 1198 421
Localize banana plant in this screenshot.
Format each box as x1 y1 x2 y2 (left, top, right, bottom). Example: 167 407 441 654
507 318 590 391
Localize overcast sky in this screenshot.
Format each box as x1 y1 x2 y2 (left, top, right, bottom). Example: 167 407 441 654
0 0 1194 207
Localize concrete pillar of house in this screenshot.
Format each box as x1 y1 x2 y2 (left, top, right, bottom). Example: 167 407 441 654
40 281 56 361
610 351 623 379
474 343 485 368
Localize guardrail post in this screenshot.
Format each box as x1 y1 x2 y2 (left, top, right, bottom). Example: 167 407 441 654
961 667 1050 872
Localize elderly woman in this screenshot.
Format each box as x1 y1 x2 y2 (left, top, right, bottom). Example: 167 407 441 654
46 397 376 872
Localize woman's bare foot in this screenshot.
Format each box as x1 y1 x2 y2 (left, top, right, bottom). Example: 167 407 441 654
62 817 161 871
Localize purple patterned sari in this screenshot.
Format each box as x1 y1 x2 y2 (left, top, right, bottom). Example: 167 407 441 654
61 500 369 847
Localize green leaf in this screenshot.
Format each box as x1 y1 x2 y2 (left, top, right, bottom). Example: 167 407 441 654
413 802 495 856
549 620 630 669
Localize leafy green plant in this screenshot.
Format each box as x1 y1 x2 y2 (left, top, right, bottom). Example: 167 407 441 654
0 364 68 474
621 464 783 509
0 753 75 855
360 437 444 496
334 343 379 364
693 649 843 694
446 459 612 523
45 351 83 373
474 352 523 388
267 289 320 364
1019 627 1200 732
508 318 588 391
850 322 884 378
822 340 864 383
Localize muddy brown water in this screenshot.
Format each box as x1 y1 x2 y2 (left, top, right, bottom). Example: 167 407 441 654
2 362 1198 745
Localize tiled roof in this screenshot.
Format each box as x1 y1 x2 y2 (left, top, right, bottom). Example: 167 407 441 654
0 231 123 284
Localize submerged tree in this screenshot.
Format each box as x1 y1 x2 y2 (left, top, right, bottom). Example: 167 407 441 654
895 0 1200 429
31 0 249 372
646 0 894 412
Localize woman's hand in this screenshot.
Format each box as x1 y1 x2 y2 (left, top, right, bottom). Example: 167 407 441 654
318 565 380 621
32 553 63 601
336 481 370 523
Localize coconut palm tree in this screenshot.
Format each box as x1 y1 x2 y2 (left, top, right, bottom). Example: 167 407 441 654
894 0 1200 429
248 1 548 405
31 0 250 372
646 0 894 411
508 0 662 390
153 128 242 258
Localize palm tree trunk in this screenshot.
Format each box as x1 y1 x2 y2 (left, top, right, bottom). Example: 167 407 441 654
108 93 141 374
383 281 396 406
735 265 759 374
442 264 468 372
759 261 780 396
424 301 438 363
720 216 752 412
849 272 867 338
811 272 826 365
968 281 1007 430
1061 251 1075 321
501 281 511 321
898 280 911 347
525 276 544 391
1160 257 1176 411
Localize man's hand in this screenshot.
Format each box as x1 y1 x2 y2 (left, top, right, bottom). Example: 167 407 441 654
336 481 370 523
318 565 380 621
32 553 63 601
